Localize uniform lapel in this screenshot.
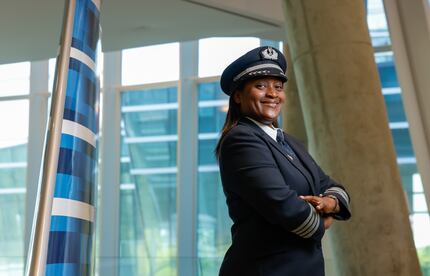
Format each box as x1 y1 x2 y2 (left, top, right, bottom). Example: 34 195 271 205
239 118 316 195
284 135 318 195
271 137 316 195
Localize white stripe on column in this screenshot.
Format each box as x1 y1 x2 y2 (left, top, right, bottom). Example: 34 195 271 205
62 119 97 147
91 0 101 11
51 198 95 222
70 47 96 72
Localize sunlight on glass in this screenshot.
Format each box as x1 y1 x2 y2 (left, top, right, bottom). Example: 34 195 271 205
367 0 388 30
48 58 56 93
412 174 428 212
414 194 429 212
0 62 30 96
411 174 430 248
375 51 394 63
122 42 179 86
0 100 29 148
414 174 424 193
412 214 430 248
367 0 390 47
98 52 104 89
198 37 260 78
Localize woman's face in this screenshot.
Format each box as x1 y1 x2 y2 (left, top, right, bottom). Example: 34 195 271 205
234 77 285 124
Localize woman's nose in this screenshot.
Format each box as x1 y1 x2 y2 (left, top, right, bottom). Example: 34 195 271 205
266 86 277 97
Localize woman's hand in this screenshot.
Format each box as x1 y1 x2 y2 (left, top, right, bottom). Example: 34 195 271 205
300 195 338 215
300 195 335 229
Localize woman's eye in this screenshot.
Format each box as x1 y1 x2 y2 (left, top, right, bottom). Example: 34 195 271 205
256 84 266 89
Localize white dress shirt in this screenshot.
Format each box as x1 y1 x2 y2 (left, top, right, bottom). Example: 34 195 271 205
246 116 279 142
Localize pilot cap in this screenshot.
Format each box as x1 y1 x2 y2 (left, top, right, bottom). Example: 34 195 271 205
220 46 287 96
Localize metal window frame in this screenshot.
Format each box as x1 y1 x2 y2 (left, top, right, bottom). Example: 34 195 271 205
98 51 122 276
24 60 50 262
177 40 199 276
384 0 430 217
106 40 201 276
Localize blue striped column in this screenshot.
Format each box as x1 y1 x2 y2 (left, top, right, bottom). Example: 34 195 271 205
46 0 100 275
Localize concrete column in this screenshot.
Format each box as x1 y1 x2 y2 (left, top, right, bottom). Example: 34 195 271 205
283 1 421 275
282 43 307 145
282 43 337 276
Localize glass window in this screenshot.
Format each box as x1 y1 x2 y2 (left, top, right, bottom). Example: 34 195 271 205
390 128 414 158
368 0 430 273
412 176 430 251
122 43 180 86
197 81 232 276
0 99 28 275
198 82 229 135
366 0 391 47
384 93 407 122
198 37 260 78
119 87 178 275
0 62 30 97
0 100 29 148
122 87 178 106
376 52 399 88
48 58 56 93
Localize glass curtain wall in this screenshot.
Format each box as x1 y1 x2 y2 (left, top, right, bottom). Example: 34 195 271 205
118 38 263 276
196 81 230 275
119 43 180 276
367 0 430 274
119 86 178 276
0 61 30 275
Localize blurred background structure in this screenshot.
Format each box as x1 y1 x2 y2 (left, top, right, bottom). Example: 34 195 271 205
0 0 430 275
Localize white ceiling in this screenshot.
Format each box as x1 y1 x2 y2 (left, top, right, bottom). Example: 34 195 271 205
0 0 287 64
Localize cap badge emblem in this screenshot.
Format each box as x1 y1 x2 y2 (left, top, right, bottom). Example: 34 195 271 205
261 47 278 60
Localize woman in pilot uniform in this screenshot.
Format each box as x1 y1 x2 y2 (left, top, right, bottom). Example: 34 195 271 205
216 46 351 276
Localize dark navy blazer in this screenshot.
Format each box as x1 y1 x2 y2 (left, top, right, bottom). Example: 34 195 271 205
218 118 351 276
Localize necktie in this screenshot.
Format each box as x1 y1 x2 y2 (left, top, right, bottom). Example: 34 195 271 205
276 129 297 159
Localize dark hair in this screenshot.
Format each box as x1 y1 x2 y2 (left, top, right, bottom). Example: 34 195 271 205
214 95 242 159
215 85 279 159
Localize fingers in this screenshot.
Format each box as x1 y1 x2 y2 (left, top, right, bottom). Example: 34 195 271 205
300 195 332 214
300 195 319 204
300 195 323 207
315 201 324 211
301 195 336 229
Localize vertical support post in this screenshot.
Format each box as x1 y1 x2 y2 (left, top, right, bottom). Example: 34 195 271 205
283 0 421 274
98 51 122 276
282 43 307 144
25 1 76 274
177 41 199 276
384 0 430 223
282 42 338 276
25 60 50 258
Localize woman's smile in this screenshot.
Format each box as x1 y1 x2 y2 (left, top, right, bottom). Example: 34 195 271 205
261 100 280 108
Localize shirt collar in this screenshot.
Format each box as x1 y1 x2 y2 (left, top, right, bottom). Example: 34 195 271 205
246 116 278 142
